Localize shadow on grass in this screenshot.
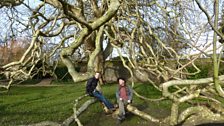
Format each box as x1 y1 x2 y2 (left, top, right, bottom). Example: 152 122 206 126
0 102 6 117
196 123 224 126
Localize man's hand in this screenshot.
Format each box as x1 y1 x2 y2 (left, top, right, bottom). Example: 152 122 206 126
89 92 94 96
127 100 131 103
119 98 123 101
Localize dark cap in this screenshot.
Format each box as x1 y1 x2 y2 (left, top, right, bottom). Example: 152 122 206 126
117 77 126 82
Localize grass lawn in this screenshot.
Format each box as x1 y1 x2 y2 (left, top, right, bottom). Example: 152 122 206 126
1 82 172 126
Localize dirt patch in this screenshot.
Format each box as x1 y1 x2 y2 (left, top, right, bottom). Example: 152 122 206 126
35 78 53 86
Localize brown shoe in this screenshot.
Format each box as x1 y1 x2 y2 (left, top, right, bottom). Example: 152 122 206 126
110 107 117 111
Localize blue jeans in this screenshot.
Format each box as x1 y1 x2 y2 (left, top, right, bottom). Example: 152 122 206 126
93 91 114 109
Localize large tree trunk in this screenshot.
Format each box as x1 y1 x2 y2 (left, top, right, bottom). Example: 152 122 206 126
212 0 224 97
60 0 120 82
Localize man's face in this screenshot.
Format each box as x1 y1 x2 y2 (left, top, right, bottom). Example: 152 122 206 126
95 73 100 79
119 79 125 86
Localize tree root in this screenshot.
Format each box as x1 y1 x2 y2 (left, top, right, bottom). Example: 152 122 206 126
63 94 96 126
126 104 160 123
178 106 224 126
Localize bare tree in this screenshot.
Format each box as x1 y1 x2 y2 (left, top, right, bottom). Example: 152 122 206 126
1 0 224 126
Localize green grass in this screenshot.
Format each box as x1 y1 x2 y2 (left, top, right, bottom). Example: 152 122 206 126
51 79 76 85
1 83 172 126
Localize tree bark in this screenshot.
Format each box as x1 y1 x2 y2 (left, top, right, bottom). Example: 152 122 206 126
212 0 224 97
60 0 120 82
0 0 24 8
126 104 160 123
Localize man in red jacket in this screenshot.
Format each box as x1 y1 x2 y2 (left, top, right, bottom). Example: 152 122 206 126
116 77 133 122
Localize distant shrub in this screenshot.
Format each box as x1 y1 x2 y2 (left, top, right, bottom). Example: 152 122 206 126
55 65 72 80
0 74 6 80
187 63 212 79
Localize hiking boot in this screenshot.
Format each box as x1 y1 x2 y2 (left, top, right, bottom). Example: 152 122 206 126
110 107 117 111
105 112 112 116
117 115 125 121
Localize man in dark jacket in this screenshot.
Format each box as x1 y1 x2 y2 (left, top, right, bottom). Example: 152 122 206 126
86 72 115 111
